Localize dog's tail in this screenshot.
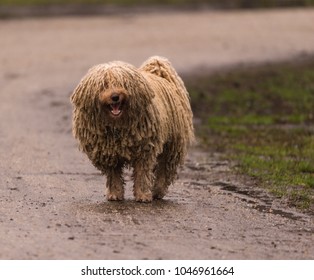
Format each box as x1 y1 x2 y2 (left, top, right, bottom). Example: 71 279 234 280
140 56 189 97
140 56 195 148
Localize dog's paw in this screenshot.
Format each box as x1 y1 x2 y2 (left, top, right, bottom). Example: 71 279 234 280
152 193 165 200
134 192 153 203
106 193 124 201
152 186 168 200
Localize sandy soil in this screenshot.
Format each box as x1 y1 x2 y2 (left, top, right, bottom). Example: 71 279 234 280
0 8 313 259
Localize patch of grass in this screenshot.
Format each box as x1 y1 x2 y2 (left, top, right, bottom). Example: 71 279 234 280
187 58 314 212
233 129 314 209
1 0 314 7
0 0 198 6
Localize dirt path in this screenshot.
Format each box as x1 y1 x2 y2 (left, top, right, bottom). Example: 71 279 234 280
0 8 313 259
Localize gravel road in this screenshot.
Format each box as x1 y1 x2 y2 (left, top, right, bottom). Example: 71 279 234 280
0 8 314 259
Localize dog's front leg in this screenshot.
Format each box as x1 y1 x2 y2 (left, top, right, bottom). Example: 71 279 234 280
133 160 155 202
105 166 124 201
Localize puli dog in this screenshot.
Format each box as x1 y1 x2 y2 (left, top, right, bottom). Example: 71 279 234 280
71 56 194 202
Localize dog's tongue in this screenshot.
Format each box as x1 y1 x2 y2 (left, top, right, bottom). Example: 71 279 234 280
111 103 121 116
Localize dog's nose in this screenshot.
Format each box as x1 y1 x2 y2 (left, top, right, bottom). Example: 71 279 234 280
111 94 120 102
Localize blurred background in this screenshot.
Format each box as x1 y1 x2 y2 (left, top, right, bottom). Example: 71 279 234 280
1 0 314 17
1 0 314 8
1 1 313 211
0 0 313 260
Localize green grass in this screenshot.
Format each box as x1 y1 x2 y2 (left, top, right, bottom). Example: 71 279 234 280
0 0 192 6
187 58 314 212
1 0 314 7
0 0 214 6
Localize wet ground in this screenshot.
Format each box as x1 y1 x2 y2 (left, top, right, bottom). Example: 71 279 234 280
0 8 314 259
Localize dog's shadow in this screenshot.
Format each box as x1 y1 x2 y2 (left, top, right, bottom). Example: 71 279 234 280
77 198 181 216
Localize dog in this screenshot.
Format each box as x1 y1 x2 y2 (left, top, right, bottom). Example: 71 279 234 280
71 56 194 202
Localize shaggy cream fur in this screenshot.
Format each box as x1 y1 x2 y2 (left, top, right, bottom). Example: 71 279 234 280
71 56 194 202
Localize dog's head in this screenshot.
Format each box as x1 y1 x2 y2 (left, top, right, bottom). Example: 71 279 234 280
96 64 155 123
99 87 129 119
71 61 155 125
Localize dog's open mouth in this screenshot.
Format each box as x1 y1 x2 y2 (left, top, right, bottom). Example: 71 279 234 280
99 88 128 118
109 102 123 117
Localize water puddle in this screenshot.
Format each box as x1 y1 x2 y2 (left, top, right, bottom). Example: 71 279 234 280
214 181 306 221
